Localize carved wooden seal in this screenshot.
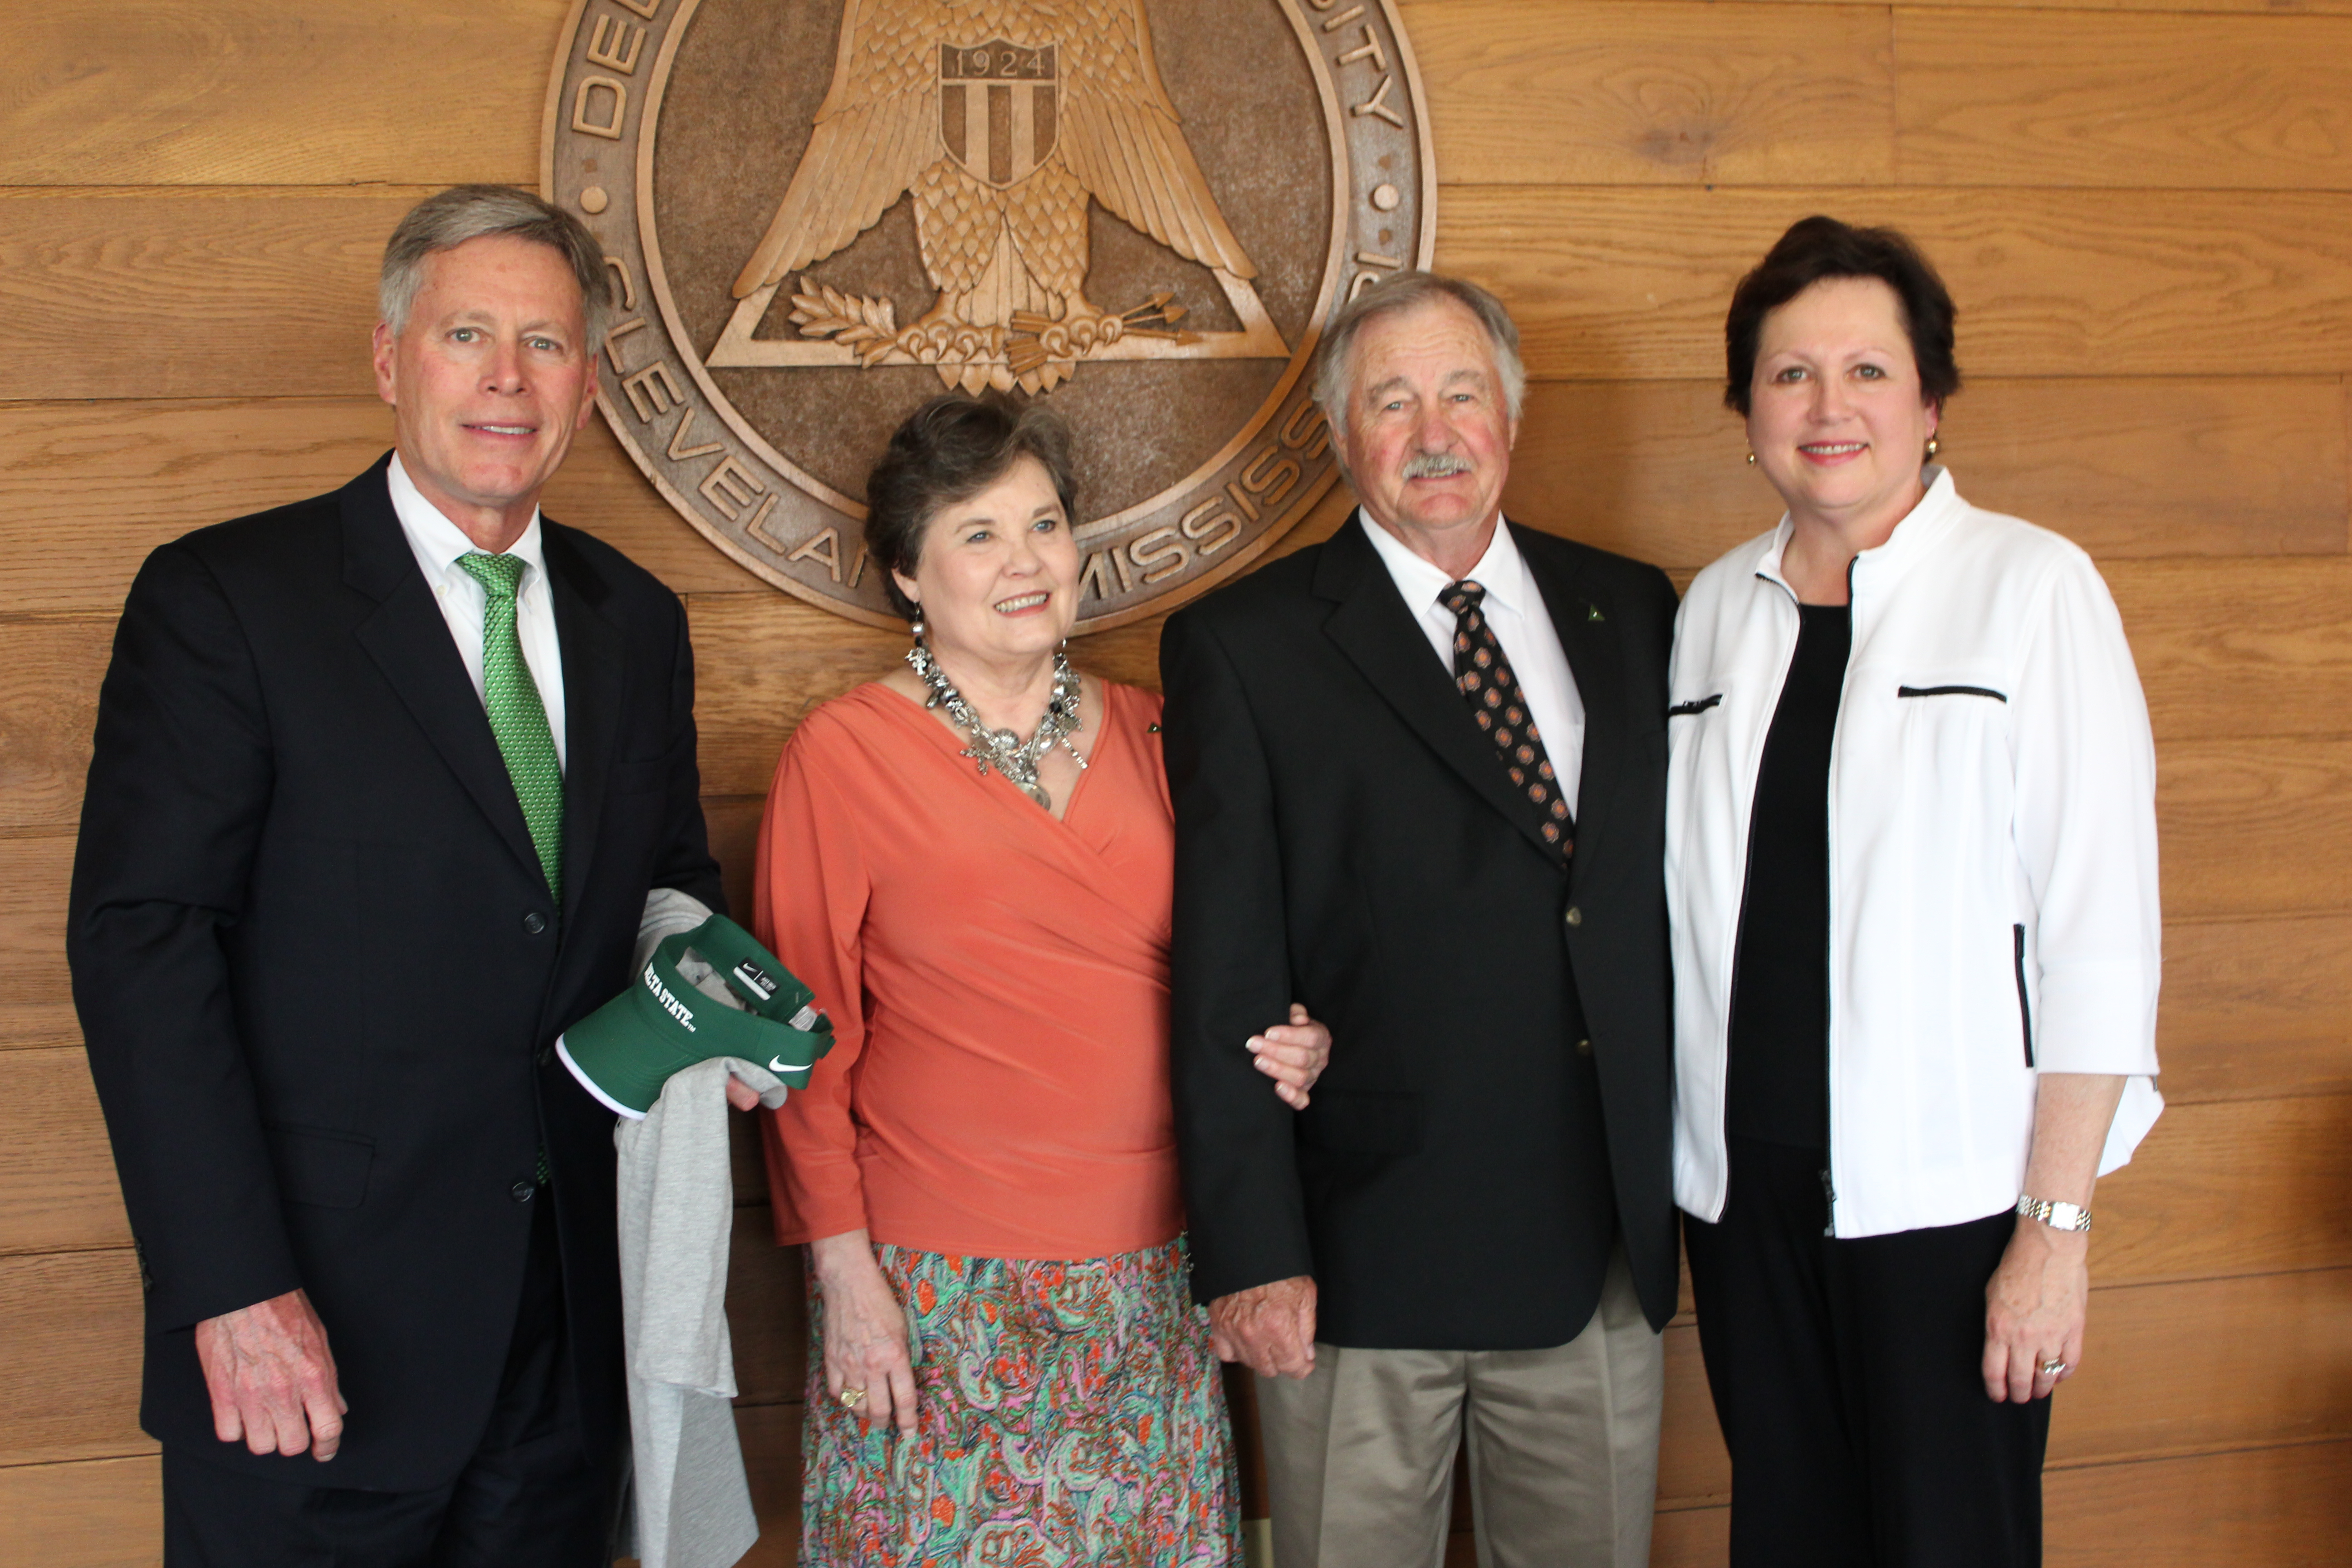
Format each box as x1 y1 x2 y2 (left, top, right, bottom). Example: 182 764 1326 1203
544 0 1435 629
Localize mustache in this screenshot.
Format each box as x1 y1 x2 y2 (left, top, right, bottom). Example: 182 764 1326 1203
1402 451 1474 479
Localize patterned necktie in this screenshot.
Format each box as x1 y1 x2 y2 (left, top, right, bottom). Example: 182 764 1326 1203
1442 579 1574 858
455 552 564 906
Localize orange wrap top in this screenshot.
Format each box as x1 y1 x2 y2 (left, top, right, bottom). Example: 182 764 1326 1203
754 681 1182 1259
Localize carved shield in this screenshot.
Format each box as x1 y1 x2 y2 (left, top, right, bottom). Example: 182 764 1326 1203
939 40 1059 189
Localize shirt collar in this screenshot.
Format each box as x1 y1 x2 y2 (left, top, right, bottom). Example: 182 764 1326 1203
1357 509 1529 617
387 452 548 584
1755 465 1961 593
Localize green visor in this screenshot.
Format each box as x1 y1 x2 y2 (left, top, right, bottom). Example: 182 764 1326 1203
556 916 833 1118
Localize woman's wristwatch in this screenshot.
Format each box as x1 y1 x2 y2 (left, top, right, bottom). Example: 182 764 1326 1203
2016 1195 2093 1232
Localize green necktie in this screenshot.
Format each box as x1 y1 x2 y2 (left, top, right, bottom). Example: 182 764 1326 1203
456 552 564 907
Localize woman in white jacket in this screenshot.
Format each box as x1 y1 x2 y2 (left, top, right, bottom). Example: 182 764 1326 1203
1666 216 2161 1566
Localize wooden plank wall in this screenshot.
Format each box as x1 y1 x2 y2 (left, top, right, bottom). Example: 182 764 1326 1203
3 1 2349 1562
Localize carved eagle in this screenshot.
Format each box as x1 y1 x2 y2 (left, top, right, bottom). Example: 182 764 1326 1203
731 0 1257 393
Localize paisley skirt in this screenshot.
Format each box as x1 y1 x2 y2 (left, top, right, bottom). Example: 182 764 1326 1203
799 1237 1241 1568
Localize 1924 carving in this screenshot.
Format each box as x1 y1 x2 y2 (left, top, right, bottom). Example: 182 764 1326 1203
544 0 1433 630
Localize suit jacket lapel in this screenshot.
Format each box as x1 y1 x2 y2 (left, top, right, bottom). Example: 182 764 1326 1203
1317 516 1561 861
1519 526 1625 870
341 461 545 887
546 528 623 935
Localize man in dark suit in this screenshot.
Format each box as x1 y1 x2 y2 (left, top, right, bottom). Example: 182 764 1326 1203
1161 273 1679 1568
69 186 724 1565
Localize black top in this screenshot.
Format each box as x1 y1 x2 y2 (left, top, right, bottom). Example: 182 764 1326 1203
1726 602 1852 1150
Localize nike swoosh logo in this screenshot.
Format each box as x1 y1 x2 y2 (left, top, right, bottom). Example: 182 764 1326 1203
767 1056 794 1074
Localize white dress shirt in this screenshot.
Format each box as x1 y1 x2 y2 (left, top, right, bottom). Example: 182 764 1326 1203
387 454 568 769
1359 510 1585 818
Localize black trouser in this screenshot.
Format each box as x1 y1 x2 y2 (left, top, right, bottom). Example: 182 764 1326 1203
163 1192 611 1568
1683 1136 2051 1568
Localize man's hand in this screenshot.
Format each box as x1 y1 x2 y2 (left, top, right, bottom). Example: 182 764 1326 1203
724 1075 763 1112
193 1288 348 1460
1208 1275 1318 1379
1249 1004 1332 1109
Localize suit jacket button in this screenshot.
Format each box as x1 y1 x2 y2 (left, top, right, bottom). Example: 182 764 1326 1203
510 1181 536 1203
522 911 547 935
1576 1037 1593 1056
535 1046 554 1068
1564 906 1583 927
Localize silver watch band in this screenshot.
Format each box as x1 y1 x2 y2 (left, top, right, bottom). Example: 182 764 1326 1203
2016 1195 2093 1232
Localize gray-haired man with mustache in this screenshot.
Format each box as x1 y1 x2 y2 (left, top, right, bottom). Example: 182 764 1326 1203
1161 271 1681 1567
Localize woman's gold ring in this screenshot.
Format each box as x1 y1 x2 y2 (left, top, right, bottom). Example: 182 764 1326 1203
2038 1358 2068 1378
839 1387 867 1408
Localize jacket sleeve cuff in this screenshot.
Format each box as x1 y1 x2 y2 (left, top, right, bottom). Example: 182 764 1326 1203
2034 960 2161 1075
1176 1144 1316 1304
147 1242 307 1335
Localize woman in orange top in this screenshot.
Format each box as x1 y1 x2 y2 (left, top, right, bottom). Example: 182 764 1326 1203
756 396 1328 1567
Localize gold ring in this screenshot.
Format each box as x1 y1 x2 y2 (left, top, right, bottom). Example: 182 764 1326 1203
838 1387 867 1408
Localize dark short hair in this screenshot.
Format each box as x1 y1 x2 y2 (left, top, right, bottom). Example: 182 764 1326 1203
1723 216 1960 417
381 185 613 344
1313 270 1525 445
865 395 1078 618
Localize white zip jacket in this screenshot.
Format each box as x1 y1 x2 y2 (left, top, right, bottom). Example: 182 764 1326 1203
1667 468 2163 1238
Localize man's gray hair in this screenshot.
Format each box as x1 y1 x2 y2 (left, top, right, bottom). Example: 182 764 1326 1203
1312 271 1527 444
379 185 613 346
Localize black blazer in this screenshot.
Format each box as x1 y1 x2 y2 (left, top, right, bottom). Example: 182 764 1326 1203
1161 514 1678 1347
68 456 723 1489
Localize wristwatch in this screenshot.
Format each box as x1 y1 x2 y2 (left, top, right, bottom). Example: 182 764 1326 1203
2015 1195 2093 1232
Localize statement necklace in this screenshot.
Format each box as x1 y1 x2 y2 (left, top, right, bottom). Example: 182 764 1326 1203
907 629 1086 809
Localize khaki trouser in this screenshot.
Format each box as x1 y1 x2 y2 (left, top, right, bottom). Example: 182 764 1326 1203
1254 1248 1664 1568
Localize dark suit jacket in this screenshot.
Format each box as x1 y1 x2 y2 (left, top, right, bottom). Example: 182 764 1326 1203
67 456 723 1490
1161 514 1678 1347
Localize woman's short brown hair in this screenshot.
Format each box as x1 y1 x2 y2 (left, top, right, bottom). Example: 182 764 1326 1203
865 395 1078 618
1723 216 1960 417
